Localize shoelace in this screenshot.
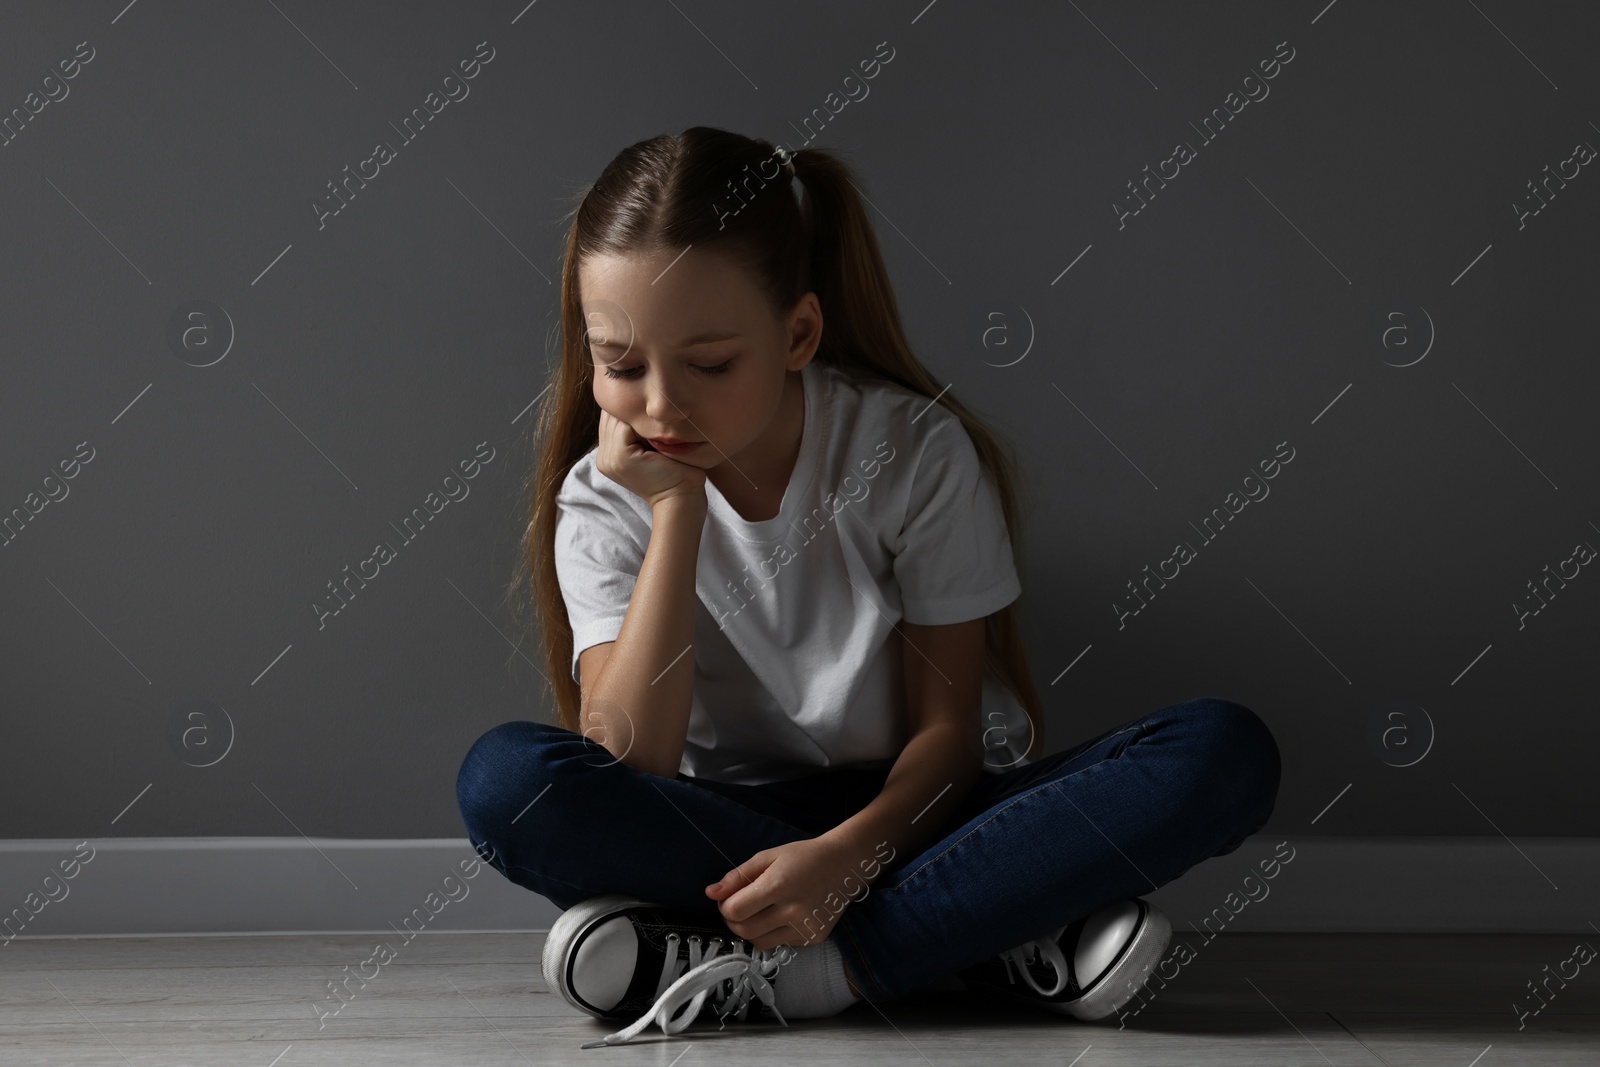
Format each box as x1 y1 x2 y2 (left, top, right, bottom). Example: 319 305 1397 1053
579 931 788 1048
997 923 1072 997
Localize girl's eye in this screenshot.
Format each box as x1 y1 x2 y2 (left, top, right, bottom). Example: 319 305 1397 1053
603 358 735 380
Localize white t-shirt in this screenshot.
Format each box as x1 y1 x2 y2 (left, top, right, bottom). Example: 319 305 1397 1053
553 357 1031 785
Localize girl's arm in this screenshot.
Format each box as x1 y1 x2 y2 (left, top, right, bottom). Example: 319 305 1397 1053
580 491 708 777
819 616 987 873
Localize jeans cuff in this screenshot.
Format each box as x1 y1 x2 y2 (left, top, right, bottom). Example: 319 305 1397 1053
831 908 892 1001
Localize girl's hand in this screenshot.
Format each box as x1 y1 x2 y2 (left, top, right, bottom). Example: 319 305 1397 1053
706 837 867 951
595 409 707 509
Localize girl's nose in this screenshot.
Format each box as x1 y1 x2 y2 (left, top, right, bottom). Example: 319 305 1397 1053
644 382 689 424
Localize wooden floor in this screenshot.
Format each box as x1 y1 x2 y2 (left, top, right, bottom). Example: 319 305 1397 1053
3 931 1596 1064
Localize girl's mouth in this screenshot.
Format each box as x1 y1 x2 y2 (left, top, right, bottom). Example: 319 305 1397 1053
648 438 703 454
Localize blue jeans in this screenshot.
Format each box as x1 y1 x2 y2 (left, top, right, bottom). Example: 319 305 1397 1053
455 696 1280 1001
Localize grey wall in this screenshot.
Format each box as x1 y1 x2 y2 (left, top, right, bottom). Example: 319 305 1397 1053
2 1 1596 842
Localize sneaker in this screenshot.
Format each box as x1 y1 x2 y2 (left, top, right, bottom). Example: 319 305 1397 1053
957 898 1172 1021
540 894 790 1048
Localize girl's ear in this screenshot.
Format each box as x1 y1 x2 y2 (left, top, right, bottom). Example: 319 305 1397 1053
785 291 823 369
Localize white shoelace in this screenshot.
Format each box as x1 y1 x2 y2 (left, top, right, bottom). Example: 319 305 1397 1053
579 931 788 1048
997 924 1071 997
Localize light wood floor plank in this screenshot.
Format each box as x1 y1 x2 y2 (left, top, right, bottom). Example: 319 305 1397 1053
1 933 1594 1065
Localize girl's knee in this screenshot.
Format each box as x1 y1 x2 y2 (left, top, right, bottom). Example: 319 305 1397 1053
1201 698 1278 766
1177 697 1282 826
455 719 570 834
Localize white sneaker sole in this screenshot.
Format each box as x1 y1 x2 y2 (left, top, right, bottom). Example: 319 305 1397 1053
1057 900 1173 1021
540 893 654 1019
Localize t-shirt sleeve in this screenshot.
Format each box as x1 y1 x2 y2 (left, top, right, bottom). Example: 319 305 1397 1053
890 411 1022 625
554 462 648 683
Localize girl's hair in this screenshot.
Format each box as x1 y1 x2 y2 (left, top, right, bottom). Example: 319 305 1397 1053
507 126 1044 762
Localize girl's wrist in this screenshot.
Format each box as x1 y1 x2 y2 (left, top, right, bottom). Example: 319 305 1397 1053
649 487 707 514
816 823 886 882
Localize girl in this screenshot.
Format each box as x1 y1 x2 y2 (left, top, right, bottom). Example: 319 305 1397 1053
456 127 1281 1049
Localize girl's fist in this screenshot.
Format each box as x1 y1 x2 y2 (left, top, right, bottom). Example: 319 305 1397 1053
595 408 708 509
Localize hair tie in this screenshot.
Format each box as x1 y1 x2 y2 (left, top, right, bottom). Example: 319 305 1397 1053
773 146 805 212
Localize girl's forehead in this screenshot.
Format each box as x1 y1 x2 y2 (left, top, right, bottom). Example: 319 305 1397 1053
581 247 736 285
579 250 764 324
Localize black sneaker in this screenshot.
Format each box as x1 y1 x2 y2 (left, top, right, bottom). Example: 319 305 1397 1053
957 898 1172 1020
541 894 791 1048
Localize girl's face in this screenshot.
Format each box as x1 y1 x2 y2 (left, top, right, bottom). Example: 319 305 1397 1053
579 247 820 473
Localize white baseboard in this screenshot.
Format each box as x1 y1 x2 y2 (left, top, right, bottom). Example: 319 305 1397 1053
2 836 1594 939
